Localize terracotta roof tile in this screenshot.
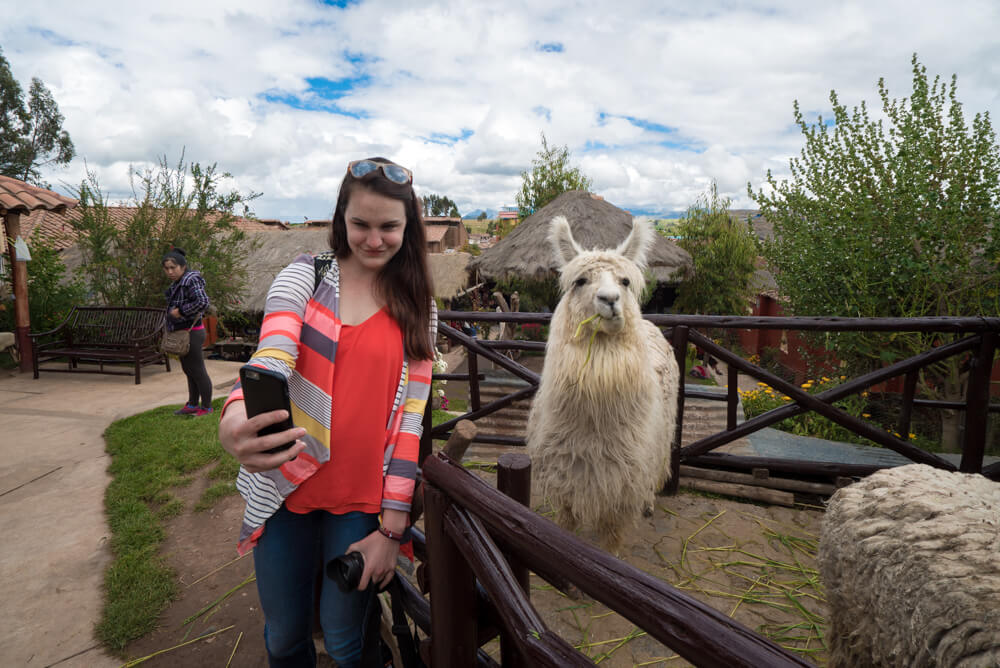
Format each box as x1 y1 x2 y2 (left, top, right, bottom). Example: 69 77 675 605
6 206 281 253
425 225 449 242
0 175 77 215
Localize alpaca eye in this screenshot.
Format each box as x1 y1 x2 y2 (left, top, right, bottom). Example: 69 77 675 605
621 278 631 287
574 277 588 288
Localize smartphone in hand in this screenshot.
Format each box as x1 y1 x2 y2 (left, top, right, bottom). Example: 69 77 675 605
239 365 296 453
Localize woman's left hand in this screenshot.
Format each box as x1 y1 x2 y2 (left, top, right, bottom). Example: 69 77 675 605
169 307 181 319
347 530 400 591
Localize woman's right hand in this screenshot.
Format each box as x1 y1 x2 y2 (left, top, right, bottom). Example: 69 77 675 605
218 401 307 473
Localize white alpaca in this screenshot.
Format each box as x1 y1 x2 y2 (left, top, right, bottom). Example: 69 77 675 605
527 215 680 551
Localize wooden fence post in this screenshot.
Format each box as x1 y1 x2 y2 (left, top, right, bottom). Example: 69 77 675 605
727 364 739 431
896 370 919 443
468 346 481 412
961 331 997 473
424 484 478 666
497 453 532 668
666 325 689 495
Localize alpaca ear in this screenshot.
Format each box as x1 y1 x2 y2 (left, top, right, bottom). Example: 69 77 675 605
615 218 653 270
549 215 583 267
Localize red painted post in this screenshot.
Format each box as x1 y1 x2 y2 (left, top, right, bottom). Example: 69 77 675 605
4 213 33 373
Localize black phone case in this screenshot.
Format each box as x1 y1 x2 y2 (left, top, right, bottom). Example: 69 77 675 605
239 365 296 453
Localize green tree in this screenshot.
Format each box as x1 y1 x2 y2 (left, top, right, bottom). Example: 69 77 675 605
422 193 460 217
71 154 260 315
672 182 758 316
0 46 74 186
477 211 487 221
515 133 592 218
749 54 1000 450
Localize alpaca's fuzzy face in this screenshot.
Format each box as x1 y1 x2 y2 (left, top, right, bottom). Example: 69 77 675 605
548 214 653 335
558 253 645 333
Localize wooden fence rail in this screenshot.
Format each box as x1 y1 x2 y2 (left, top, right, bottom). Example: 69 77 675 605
419 452 812 667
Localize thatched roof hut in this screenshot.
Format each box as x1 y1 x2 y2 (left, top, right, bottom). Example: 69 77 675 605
428 252 472 300
469 191 692 282
240 228 330 310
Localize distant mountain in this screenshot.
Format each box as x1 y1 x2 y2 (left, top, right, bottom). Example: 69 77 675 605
462 208 498 220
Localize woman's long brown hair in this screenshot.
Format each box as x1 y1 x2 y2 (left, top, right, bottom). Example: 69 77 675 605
329 157 435 360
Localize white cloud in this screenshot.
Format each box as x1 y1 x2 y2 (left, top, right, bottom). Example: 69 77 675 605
3 0 999 218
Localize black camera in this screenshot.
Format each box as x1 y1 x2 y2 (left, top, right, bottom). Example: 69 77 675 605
327 551 365 592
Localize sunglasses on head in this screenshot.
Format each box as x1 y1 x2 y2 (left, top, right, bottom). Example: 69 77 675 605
348 159 413 185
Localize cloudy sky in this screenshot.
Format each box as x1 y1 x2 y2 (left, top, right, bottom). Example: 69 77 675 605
3 1 999 220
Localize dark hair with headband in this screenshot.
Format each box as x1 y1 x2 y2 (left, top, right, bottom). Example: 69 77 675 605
328 157 434 360
162 248 188 267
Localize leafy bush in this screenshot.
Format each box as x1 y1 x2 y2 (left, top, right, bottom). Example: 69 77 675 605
70 154 260 315
0 235 87 334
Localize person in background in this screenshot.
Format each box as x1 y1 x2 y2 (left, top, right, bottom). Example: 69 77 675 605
163 248 212 416
218 157 436 667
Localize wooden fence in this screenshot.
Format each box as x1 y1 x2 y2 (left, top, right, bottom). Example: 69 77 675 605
428 312 1000 482
399 313 999 665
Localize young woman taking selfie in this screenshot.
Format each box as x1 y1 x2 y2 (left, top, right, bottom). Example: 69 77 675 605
218 157 436 667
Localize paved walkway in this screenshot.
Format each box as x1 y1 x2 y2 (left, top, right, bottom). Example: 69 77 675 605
0 359 242 668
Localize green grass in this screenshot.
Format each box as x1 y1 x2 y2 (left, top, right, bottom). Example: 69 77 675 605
97 396 228 652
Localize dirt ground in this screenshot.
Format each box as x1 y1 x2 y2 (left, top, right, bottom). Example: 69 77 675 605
120 459 827 667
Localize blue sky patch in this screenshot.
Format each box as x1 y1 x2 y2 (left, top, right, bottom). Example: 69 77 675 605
423 129 474 145
28 27 78 47
533 106 552 122
320 0 361 8
535 42 564 53
306 75 371 100
594 112 703 152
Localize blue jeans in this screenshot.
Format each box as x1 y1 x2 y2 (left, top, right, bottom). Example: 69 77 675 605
253 507 378 668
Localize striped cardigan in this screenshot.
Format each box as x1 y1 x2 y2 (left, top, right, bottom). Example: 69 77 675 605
224 253 437 554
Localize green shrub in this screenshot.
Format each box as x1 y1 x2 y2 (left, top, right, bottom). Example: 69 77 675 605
0 236 87 333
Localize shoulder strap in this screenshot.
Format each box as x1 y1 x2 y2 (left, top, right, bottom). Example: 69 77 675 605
314 251 336 292
388 577 426 668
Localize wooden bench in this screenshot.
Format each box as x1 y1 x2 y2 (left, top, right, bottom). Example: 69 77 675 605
30 306 171 384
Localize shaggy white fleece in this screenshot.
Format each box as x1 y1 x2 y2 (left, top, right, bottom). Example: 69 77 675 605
820 463 1000 667
527 215 679 551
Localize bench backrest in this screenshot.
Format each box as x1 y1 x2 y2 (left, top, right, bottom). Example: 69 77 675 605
67 307 165 346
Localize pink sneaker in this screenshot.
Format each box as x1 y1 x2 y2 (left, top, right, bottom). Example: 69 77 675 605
193 407 214 417
174 403 199 416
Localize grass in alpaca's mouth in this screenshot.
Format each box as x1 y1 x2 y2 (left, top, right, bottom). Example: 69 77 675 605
573 314 604 378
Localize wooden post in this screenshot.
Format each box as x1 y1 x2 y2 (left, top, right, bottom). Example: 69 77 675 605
497 453 531 668
419 394 434 467
424 484 478 666
727 364 738 431
896 370 918 441
4 212 32 373
468 346 481 411
961 331 997 473
666 325 689 494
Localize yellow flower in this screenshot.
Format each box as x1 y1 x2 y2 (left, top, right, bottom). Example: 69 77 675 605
893 432 901 438
757 382 767 387
801 383 812 388
861 391 869 398
782 396 791 401
862 413 871 418
909 433 917 440
821 376 830 382
840 375 846 380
